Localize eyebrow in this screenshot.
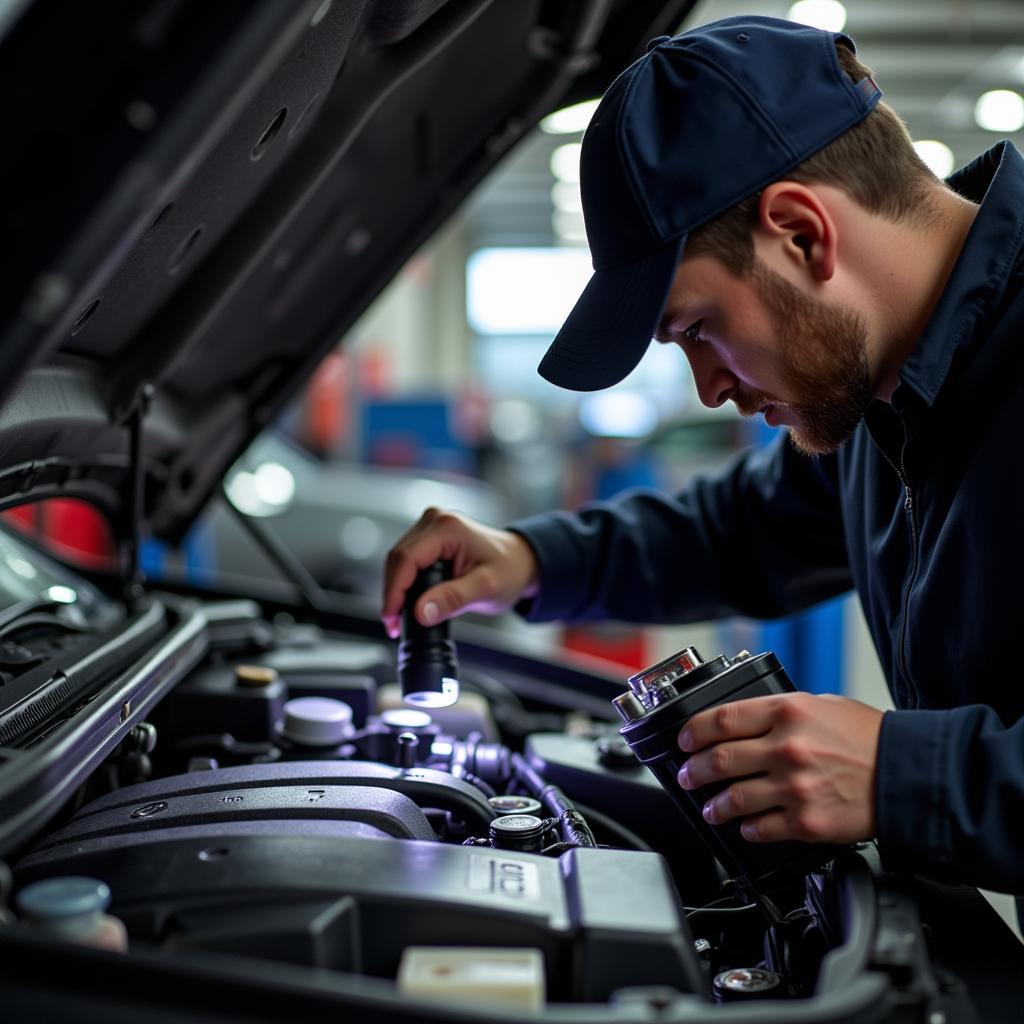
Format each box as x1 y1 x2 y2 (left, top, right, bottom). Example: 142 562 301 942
654 310 690 343
653 312 677 343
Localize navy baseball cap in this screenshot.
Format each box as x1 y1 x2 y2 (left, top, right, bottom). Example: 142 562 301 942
538 16 881 392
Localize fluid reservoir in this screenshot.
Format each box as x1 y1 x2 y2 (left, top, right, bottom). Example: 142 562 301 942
17 876 128 953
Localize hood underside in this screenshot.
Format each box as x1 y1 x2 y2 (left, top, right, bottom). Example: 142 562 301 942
0 0 694 545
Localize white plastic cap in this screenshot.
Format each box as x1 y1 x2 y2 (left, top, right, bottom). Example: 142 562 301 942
280 697 353 746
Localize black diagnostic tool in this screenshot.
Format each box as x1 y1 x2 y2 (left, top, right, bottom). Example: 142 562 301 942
614 646 840 902
398 560 459 708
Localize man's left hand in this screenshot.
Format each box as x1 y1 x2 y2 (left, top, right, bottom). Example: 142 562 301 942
677 693 883 845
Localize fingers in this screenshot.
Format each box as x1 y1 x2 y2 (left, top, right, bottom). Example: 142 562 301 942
675 692 883 845
738 812 788 844
380 508 452 638
680 765 823 842
412 564 500 628
679 695 783 752
696 775 782 827
678 737 770 791
381 509 539 638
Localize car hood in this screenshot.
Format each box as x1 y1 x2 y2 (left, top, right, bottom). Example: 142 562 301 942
0 0 693 548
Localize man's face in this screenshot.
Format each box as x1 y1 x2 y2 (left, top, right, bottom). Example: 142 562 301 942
655 254 874 456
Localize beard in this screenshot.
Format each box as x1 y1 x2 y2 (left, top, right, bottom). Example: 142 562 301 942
730 261 875 456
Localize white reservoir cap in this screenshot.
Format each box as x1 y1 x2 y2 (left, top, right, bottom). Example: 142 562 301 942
397 947 545 1012
17 876 111 920
281 697 353 746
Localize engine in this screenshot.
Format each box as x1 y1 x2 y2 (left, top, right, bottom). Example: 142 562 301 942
0 590 987 1021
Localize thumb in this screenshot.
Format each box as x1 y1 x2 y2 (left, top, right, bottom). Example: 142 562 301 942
415 564 499 626
414 580 469 627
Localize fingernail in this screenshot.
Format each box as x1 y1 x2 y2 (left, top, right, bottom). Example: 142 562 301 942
677 764 689 789
702 801 713 821
679 729 693 751
423 601 439 626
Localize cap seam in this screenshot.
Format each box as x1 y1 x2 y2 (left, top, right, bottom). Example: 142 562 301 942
821 29 865 120
616 46 800 242
614 61 664 242
670 46 800 158
609 45 876 267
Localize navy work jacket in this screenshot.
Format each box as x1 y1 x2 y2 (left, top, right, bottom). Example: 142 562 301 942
512 142 1024 893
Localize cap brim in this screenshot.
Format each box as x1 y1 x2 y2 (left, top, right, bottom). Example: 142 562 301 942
538 234 686 392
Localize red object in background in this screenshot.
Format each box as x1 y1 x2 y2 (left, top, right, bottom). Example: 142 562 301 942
561 624 649 674
304 351 350 456
2 499 117 570
358 347 392 397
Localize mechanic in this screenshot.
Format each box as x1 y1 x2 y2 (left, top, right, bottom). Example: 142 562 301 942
381 16 1024 898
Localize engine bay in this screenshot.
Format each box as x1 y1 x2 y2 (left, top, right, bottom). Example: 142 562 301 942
0 534 1017 1022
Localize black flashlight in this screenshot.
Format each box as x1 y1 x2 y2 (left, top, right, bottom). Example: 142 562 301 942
398 560 459 708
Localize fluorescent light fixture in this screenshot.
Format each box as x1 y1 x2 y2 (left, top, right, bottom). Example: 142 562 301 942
579 391 659 438
551 180 583 214
974 89 1024 132
466 248 592 334
490 399 541 444
914 140 955 179
786 0 847 32
540 98 600 135
550 143 582 184
552 208 588 244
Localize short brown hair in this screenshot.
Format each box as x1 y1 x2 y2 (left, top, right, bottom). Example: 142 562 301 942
686 44 938 275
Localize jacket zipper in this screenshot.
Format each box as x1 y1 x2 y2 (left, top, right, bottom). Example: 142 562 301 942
876 421 919 708
895 422 919 707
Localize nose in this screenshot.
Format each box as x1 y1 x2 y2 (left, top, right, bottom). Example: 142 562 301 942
684 347 738 408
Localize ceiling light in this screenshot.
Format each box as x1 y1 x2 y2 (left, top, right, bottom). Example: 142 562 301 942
579 392 659 438
540 98 600 135
490 399 541 444
552 209 588 244
786 1 847 32
913 140 955 180
466 247 592 333
551 180 583 214
974 90 1024 132
550 143 582 184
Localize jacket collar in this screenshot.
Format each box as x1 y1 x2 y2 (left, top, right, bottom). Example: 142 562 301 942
895 141 1024 409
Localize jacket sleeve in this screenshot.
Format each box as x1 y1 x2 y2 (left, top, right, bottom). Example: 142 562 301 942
876 705 1024 893
509 431 853 625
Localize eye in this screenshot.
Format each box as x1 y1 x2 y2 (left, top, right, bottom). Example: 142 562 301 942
682 319 704 343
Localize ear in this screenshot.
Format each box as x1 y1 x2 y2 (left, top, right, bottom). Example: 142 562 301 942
756 182 837 283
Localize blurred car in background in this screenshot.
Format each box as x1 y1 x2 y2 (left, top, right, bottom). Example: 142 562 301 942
205 433 509 597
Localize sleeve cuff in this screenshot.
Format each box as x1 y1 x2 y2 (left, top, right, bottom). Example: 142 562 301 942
874 708 953 874
507 513 588 622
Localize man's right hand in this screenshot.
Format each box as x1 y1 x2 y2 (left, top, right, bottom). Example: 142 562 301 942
380 508 540 639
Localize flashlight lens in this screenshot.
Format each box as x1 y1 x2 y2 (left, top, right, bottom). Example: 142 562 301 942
403 678 459 708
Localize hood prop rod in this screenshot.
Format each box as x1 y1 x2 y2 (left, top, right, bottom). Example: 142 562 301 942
121 383 153 611
220 480 331 613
